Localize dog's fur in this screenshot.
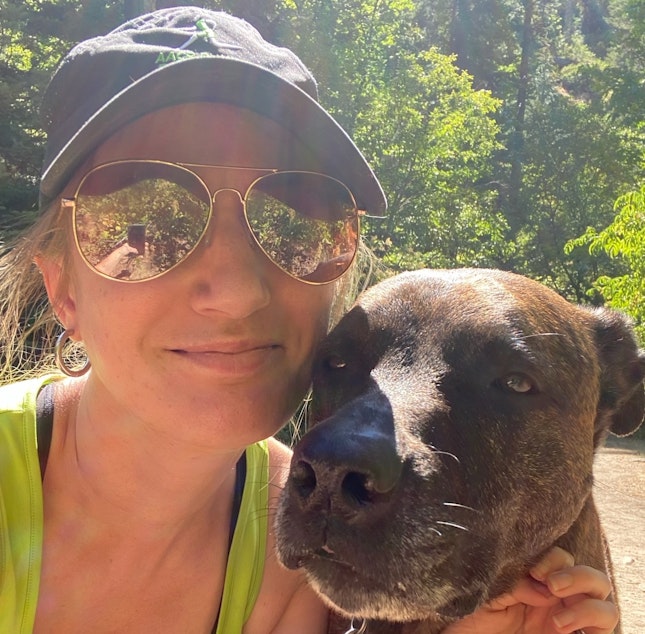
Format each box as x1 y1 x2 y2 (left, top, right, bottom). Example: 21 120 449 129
275 268 645 634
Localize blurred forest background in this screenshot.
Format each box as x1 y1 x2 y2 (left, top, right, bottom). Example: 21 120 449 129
1 0 644 335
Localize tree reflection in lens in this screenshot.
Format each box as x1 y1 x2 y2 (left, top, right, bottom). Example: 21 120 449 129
245 189 358 281
75 176 210 280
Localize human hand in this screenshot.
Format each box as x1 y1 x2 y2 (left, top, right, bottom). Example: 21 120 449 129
442 547 618 634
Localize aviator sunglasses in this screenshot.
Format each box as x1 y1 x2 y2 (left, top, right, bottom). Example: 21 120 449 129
61 160 363 284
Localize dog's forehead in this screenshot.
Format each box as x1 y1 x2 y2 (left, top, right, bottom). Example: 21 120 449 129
359 269 574 328
349 269 595 368
361 271 495 318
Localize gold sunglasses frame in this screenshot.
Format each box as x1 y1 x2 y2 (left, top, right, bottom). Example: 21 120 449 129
61 159 364 285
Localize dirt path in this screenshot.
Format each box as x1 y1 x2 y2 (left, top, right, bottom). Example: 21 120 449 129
593 436 645 634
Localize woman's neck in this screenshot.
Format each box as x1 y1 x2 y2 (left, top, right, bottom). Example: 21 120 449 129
48 375 243 537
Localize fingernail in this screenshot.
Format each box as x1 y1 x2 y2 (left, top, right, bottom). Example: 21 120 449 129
530 562 548 581
552 608 575 628
548 571 573 592
529 578 553 597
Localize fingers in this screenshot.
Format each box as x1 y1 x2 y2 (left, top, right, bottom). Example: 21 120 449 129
529 546 575 582
487 546 589 609
488 546 579 609
551 598 619 634
547 565 618 634
480 547 619 634
533 550 618 634
546 565 612 601
529 548 619 633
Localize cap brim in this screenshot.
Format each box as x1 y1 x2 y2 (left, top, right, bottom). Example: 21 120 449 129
40 56 386 216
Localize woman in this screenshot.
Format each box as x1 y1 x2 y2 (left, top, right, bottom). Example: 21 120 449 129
0 7 618 634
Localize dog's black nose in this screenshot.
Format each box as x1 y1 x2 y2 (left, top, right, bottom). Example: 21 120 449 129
289 411 403 516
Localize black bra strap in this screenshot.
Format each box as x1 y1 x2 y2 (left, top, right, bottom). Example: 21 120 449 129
211 451 247 633
36 383 55 479
229 452 247 550
35 382 246 634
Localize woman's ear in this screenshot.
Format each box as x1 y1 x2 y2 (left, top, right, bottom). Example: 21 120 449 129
35 255 79 336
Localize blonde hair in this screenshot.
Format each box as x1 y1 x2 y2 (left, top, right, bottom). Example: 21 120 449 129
329 241 383 326
0 203 71 384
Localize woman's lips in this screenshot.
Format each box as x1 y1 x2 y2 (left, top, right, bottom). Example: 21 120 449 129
169 342 282 376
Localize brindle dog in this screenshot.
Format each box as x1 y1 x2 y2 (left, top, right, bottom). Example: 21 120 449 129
275 268 645 634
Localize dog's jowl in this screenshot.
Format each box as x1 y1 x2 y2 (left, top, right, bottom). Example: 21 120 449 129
275 268 645 634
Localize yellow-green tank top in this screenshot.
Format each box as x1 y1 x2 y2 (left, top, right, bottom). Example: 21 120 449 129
0 376 269 633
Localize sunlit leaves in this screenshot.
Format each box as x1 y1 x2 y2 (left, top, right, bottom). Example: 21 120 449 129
566 186 645 337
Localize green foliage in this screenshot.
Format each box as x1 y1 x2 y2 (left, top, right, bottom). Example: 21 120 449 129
0 0 644 316
355 49 507 271
566 186 645 339
416 0 523 91
275 0 509 273
0 0 125 236
510 84 641 299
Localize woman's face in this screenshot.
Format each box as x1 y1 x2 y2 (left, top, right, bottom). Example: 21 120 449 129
45 103 337 449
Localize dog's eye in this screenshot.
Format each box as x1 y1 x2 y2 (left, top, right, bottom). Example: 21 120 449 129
498 373 536 394
325 354 347 370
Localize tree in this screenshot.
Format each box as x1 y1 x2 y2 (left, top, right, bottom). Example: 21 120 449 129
566 185 645 340
1 0 644 303
419 0 644 299
0 0 125 241
276 0 506 271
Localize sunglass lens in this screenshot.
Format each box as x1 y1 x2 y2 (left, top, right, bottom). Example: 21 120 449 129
74 162 211 281
245 172 359 283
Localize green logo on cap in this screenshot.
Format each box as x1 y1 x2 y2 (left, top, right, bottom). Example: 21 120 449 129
155 19 220 66
178 18 215 49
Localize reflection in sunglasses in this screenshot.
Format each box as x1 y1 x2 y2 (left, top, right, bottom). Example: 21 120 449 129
64 160 361 284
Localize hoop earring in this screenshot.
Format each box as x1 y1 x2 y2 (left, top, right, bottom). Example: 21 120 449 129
55 329 91 377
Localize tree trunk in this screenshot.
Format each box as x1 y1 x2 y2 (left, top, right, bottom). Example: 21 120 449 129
507 0 533 232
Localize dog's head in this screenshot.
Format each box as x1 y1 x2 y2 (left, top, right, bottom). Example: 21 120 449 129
275 269 645 624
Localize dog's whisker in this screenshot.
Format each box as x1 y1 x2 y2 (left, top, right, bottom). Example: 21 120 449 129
518 332 565 340
435 521 470 532
442 502 480 513
430 449 460 463
429 527 443 537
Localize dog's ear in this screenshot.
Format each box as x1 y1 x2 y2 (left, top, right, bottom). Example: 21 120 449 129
588 306 645 442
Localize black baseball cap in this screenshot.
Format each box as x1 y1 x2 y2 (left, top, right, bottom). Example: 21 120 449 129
39 6 387 216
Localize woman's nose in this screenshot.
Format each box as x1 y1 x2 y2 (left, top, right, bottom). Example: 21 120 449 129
186 189 271 318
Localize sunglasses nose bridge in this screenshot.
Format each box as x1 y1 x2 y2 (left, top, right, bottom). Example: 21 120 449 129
201 187 250 247
210 187 244 204
209 187 246 219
